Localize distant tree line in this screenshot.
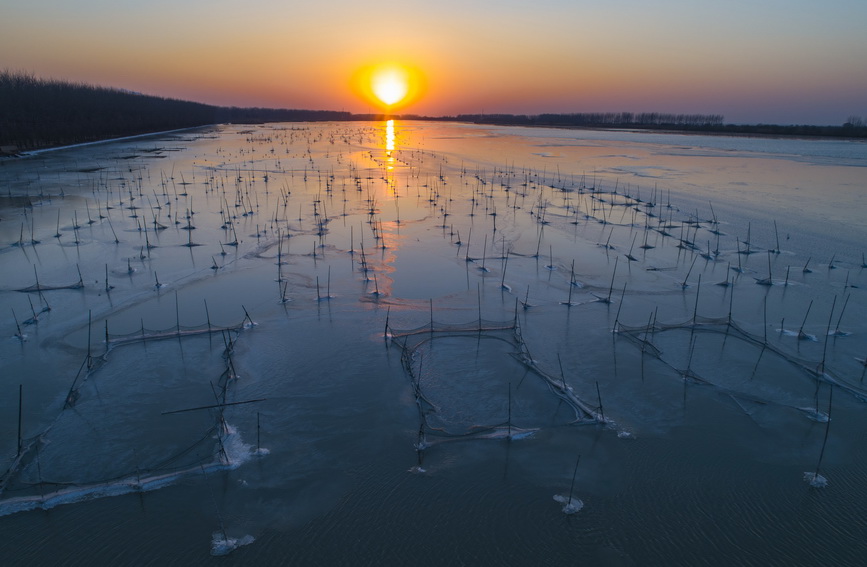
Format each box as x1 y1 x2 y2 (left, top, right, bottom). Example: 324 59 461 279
3 70 865 153
214 106 354 124
417 112 866 138
0 71 357 153
0 71 218 151
452 112 725 127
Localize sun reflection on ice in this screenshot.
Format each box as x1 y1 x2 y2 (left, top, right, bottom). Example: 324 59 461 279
386 119 395 156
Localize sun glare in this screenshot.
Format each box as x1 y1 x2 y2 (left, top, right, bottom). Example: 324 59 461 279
372 70 409 106
352 62 425 111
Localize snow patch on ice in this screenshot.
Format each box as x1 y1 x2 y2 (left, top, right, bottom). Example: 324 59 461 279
803 472 828 488
509 430 536 440
210 532 255 556
553 494 584 514
800 408 830 423
219 422 254 468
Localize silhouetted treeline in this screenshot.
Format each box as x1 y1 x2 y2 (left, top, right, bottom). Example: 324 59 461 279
704 123 867 137
0 72 360 153
4 71 866 153
453 112 725 127
215 107 355 123
419 112 867 138
0 71 219 152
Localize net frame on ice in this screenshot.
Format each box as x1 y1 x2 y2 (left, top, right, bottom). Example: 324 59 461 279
0 311 258 517
615 312 867 418
387 313 609 462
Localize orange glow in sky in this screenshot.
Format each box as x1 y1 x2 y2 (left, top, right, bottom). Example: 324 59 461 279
2 1 867 124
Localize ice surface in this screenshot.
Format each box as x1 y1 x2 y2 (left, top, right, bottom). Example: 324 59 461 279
2 121 866 563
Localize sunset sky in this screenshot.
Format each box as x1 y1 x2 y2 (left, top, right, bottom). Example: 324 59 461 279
2 0 865 124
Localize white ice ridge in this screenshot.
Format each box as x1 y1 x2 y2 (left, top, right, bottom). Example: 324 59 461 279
0 422 258 518
418 426 539 447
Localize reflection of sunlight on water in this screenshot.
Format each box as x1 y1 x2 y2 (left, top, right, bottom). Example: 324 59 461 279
384 119 398 196
386 119 395 159
364 125 402 298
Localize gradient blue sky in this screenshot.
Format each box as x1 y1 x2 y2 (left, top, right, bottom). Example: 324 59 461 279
2 0 865 124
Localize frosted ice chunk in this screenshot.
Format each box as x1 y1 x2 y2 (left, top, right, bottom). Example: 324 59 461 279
553 494 584 514
803 472 828 488
211 532 255 556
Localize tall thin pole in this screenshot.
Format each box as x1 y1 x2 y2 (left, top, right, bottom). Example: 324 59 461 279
204 299 212 332
507 381 512 438
613 283 627 329
568 454 582 506
813 385 833 482
820 296 837 374
477 283 482 327
87 310 93 368
595 381 605 422
17 384 23 457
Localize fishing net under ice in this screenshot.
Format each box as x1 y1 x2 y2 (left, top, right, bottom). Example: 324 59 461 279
0 313 258 517
615 314 867 418
388 316 607 449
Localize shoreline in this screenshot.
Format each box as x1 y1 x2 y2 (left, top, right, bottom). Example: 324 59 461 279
0 124 219 159
6 119 867 160
4 120 865 160
440 120 867 142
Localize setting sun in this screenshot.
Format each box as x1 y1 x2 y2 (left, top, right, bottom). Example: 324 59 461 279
372 69 409 106
352 62 425 111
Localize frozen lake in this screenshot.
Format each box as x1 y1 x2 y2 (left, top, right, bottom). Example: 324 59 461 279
1 121 866 564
